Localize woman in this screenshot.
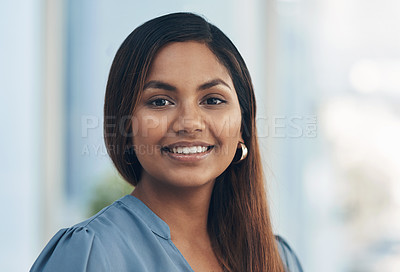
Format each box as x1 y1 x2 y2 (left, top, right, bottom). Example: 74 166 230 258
31 12 303 272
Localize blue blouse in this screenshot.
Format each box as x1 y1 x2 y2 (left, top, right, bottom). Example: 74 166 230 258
30 195 303 272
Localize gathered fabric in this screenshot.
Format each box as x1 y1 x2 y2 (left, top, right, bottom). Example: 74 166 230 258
30 195 302 272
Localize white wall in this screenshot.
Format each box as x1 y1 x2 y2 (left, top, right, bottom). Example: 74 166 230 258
0 0 42 271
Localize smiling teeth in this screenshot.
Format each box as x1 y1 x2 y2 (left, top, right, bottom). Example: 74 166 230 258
171 146 208 154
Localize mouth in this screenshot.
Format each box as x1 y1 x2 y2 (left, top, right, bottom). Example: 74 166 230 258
161 145 214 155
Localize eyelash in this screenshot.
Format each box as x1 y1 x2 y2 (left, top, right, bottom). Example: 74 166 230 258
147 96 226 108
202 97 226 105
148 98 173 107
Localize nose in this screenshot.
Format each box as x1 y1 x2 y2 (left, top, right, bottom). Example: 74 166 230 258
171 102 204 135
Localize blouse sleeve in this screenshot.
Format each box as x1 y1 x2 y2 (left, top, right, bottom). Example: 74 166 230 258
275 235 304 272
30 226 110 272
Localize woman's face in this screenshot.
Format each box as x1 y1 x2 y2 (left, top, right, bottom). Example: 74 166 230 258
132 41 242 189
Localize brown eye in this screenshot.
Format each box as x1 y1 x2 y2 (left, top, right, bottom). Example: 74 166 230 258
204 97 225 105
149 98 172 107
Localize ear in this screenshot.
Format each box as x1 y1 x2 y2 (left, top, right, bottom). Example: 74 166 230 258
237 136 245 147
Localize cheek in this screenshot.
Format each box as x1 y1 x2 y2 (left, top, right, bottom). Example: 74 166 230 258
211 111 242 140
212 113 241 162
132 113 169 140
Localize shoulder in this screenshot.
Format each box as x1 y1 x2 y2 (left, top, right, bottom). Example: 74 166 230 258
30 225 110 272
275 235 304 272
30 200 132 272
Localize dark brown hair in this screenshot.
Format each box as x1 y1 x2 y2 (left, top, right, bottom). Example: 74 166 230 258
104 12 284 272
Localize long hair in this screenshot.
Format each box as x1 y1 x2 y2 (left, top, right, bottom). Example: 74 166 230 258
104 12 284 272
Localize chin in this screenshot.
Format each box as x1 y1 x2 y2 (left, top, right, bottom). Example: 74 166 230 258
164 175 216 189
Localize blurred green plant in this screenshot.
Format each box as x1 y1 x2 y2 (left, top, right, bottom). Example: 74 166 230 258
88 172 134 216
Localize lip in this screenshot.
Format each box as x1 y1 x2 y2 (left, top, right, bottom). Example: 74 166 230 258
161 141 214 163
163 141 213 149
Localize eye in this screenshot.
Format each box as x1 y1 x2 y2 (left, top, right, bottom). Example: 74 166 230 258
148 98 173 107
203 97 226 105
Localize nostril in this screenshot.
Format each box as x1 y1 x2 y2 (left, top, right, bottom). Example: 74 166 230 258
172 115 204 135
176 127 203 135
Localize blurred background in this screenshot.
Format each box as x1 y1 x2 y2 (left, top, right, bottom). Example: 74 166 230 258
1 0 400 271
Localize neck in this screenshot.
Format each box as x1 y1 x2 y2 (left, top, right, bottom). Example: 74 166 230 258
131 179 215 242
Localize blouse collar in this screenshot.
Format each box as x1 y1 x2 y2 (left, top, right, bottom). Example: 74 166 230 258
119 194 171 240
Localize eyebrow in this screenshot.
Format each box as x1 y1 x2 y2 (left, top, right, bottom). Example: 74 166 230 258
143 78 231 92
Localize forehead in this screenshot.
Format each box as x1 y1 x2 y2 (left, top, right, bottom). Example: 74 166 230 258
146 41 232 84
